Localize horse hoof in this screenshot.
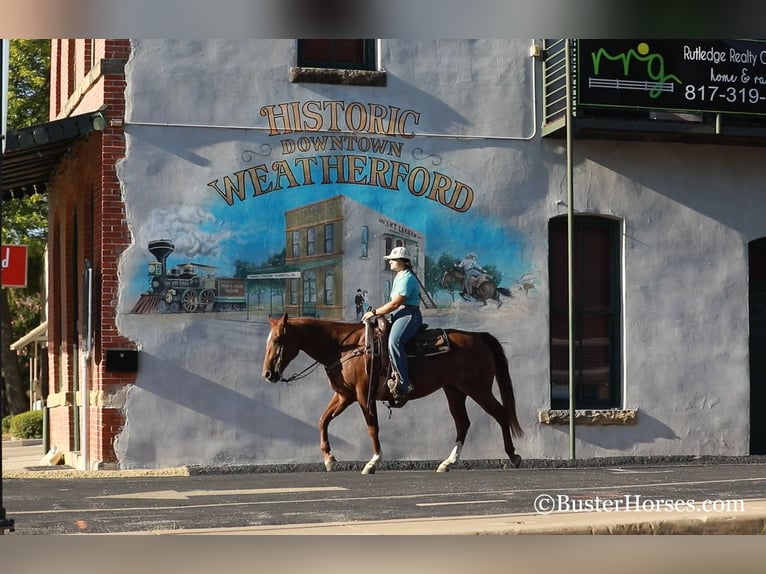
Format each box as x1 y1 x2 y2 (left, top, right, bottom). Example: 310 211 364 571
361 464 376 475
509 454 522 469
324 456 336 472
436 463 450 473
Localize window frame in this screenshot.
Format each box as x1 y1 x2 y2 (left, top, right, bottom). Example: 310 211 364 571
297 39 376 71
548 215 622 409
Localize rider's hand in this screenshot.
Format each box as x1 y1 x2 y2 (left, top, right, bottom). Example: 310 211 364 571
361 311 375 322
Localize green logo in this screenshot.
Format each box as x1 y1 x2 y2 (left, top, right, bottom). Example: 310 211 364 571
591 42 682 99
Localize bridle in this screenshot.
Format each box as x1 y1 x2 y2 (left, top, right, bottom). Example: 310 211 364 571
269 328 367 383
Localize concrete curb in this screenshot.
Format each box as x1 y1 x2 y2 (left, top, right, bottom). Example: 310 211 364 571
5 454 766 479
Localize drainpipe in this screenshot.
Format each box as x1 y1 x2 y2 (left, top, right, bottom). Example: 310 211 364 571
565 39 576 460
80 261 92 470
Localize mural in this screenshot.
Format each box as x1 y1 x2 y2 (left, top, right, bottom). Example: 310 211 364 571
125 98 538 322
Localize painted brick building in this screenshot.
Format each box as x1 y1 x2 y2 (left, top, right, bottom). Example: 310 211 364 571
3 39 766 470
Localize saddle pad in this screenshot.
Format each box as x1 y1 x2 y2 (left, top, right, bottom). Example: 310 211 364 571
405 328 450 358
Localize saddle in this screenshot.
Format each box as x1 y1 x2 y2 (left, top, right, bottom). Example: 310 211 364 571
364 316 450 407
468 273 492 297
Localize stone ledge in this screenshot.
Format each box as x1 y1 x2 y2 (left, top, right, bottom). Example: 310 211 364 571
538 408 638 425
289 66 387 86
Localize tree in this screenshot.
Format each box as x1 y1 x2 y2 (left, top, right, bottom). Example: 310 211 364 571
1 39 50 416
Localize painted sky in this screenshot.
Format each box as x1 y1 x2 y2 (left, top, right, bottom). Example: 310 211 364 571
128 153 532 298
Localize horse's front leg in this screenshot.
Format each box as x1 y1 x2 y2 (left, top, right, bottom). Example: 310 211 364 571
319 392 353 471
356 391 381 475
438 387 471 472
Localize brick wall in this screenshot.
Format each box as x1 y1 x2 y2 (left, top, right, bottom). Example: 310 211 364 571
46 39 132 468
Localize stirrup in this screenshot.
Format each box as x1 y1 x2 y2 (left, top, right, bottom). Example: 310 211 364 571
388 377 412 399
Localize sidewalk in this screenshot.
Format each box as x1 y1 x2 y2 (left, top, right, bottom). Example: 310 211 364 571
142 498 766 535
1 440 47 472
4 441 766 535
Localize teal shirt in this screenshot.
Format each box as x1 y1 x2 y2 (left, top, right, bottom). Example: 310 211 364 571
390 269 420 306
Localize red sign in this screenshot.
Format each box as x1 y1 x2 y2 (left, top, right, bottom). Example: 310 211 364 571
1 245 29 288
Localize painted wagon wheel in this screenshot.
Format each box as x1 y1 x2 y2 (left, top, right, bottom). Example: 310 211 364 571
199 289 216 312
181 289 199 312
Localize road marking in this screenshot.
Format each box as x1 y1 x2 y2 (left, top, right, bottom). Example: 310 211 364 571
416 499 507 507
90 486 347 501
608 468 674 474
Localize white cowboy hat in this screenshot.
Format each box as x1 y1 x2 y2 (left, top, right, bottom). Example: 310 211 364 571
384 246 412 260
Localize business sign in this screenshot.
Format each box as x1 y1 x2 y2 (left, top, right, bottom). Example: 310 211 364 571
577 40 766 116
1 245 29 288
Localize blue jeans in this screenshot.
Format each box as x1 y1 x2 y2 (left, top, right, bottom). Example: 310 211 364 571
389 306 423 388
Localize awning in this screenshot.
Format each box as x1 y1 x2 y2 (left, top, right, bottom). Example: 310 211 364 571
1 110 106 200
10 320 48 351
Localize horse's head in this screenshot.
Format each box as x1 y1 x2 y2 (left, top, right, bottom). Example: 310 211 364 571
262 313 300 383
440 265 463 288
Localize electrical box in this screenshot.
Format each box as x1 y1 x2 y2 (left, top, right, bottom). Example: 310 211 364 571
105 348 139 372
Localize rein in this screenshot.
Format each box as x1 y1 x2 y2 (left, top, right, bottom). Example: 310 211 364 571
279 341 367 383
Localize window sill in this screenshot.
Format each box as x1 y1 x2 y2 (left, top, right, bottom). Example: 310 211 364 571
289 66 387 87
538 408 638 426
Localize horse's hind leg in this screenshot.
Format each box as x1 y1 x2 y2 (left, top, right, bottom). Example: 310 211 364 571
437 387 471 472
468 388 521 469
319 392 353 471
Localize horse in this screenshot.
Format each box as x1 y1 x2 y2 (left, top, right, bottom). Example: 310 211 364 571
262 313 523 475
441 266 512 308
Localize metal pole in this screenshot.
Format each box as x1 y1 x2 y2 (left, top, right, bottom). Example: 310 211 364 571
565 39 576 460
1 36 16 534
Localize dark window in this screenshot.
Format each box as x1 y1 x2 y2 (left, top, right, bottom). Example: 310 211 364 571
291 231 300 258
549 216 621 409
324 270 335 305
304 271 317 303
297 40 376 71
324 223 334 254
361 226 369 258
307 227 316 256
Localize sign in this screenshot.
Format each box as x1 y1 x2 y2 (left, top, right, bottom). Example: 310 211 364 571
247 272 301 279
1 245 29 287
577 40 766 116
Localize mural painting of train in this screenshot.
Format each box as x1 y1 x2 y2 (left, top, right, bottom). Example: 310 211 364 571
131 239 247 314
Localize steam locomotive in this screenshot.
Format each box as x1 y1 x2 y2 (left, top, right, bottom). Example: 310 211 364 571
133 239 246 313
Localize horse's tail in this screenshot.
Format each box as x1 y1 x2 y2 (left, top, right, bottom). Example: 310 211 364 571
497 286 512 297
481 332 524 438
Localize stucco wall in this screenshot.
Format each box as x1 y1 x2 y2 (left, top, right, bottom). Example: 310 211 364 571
111 39 763 468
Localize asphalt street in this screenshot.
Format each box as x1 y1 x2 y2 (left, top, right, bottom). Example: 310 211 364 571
3 461 766 534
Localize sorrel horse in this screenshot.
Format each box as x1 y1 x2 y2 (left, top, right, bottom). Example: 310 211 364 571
262 313 523 474
441 266 512 308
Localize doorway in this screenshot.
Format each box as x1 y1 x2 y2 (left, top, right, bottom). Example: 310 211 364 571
749 238 766 454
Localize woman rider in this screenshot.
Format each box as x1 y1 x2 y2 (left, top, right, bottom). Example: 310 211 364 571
361 246 422 397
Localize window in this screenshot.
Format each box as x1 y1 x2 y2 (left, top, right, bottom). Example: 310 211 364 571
291 40 386 87
291 231 301 258
307 227 316 256
324 270 335 305
303 271 317 317
361 226 369 258
304 271 317 303
324 223 334 254
549 216 621 409
289 278 298 305
297 40 376 71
